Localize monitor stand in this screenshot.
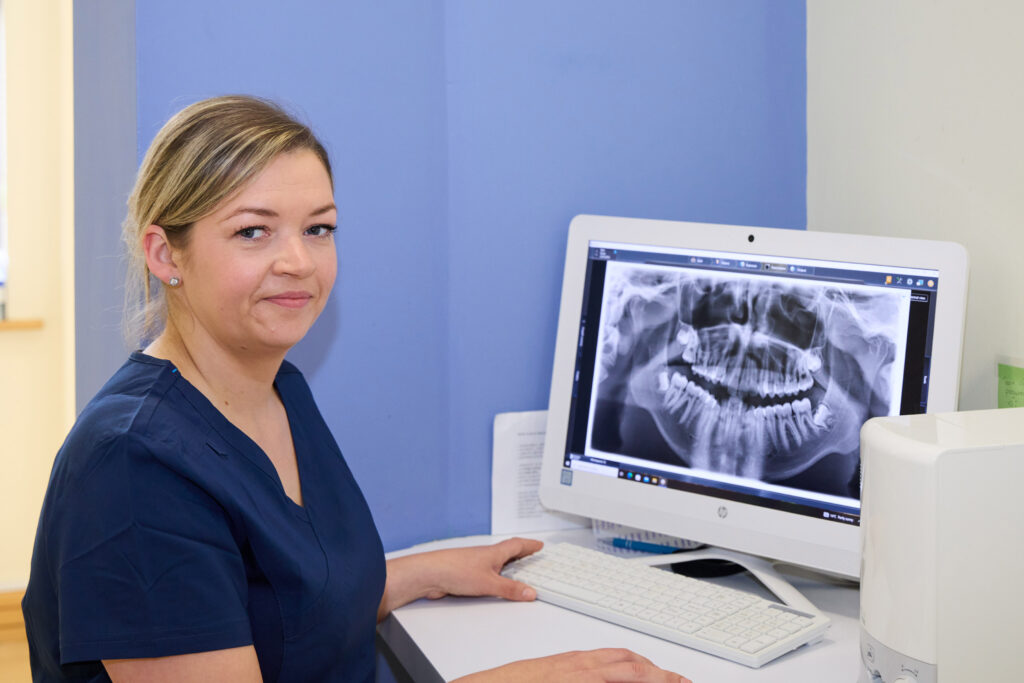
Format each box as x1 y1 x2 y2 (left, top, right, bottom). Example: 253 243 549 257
633 546 823 615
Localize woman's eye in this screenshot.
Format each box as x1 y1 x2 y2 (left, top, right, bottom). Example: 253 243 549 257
306 224 337 237
237 226 267 239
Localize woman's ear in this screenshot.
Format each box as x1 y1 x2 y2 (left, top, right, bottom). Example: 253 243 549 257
142 225 180 286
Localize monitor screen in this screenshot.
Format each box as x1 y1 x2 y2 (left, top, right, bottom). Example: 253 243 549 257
539 216 969 578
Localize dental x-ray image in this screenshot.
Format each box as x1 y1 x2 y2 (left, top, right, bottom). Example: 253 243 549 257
589 262 909 498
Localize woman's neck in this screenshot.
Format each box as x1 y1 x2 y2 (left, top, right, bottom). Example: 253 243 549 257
144 322 286 419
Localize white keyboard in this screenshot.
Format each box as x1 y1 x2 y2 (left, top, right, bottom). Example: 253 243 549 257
502 542 830 668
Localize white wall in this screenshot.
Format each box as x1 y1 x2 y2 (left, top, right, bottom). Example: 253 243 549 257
0 0 75 587
808 1 1024 411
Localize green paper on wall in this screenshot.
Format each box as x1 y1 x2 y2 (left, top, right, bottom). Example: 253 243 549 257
997 357 1024 408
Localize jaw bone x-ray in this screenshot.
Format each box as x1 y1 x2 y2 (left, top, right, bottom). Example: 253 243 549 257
591 262 907 497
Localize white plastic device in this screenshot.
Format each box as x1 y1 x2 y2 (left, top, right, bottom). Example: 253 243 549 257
859 408 1024 682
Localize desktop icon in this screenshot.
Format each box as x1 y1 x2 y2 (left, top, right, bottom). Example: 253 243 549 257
885 275 892 284
916 279 924 286
652 477 659 485
928 279 935 287
643 476 650 483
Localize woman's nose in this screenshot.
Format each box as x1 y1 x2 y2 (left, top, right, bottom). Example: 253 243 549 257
275 235 316 277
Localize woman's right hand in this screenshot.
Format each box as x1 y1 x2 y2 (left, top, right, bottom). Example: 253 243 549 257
452 648 691 682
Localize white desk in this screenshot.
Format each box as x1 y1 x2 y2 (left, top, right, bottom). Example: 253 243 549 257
377 529 862 682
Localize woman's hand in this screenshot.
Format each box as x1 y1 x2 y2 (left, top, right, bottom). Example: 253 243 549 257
420 536 543 601
453 648 691 683
378 537 542 619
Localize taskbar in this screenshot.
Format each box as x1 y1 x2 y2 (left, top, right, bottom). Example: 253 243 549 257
567 454 860 527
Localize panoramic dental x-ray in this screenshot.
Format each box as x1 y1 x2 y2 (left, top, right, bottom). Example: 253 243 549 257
589 263 907 499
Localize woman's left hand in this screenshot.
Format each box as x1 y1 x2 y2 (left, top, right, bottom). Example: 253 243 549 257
378 537 543 620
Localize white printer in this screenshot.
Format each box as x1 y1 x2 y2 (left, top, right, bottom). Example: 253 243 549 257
859 408 1024 682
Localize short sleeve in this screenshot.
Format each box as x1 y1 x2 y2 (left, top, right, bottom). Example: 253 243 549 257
52 431 252 664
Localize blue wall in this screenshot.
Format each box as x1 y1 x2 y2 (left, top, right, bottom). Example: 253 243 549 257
135 0 806 551
441 2 806 537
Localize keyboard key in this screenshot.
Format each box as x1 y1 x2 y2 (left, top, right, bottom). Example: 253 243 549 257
697 627 731 644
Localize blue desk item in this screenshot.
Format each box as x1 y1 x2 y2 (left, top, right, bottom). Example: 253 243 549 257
23 352 385 682
610 538 681 554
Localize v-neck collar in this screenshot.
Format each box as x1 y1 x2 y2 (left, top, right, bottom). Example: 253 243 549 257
131 351 310 516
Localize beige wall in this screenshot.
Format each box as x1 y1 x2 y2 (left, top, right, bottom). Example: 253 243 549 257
0 0 75 588
808 1 1024 412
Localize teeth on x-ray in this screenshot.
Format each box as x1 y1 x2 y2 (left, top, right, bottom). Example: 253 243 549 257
597 264 903 482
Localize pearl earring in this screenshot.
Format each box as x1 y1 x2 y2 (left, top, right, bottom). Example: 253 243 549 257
168 277 181 287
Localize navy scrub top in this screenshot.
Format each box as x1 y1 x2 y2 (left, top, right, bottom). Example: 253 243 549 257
22 352 386 682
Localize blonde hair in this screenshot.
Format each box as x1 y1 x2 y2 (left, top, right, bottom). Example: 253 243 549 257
122 95 332 346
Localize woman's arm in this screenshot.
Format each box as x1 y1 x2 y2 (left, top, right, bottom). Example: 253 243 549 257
103 645 263 683
377 537 542 621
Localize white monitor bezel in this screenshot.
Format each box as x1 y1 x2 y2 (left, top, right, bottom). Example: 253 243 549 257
538 215 969 579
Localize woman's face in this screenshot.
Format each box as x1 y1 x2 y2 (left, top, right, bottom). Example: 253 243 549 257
168 149 337 355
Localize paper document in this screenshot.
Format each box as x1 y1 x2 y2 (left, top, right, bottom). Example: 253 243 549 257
491 410 587 535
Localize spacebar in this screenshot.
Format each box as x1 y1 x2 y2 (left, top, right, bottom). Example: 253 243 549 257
538 580 603 604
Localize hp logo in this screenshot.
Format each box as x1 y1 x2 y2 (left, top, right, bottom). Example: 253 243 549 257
717 506 728 519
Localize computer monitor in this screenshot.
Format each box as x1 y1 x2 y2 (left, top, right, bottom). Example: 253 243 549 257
539 215 969 580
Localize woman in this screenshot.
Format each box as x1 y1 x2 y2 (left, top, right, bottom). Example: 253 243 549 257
22 96 689 682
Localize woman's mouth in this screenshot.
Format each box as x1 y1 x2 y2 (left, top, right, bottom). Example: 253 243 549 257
264 291 313 309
